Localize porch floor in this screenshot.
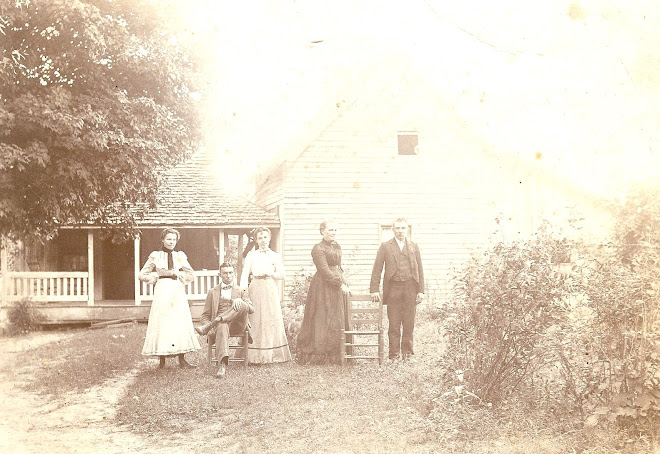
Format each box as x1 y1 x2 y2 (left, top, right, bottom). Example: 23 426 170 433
30 300 206 324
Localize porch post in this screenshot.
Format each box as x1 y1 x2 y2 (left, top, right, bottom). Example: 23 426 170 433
134 236 141 306
0 238 7 304
217 229 225 268
87 231 95 306
237 232 245 279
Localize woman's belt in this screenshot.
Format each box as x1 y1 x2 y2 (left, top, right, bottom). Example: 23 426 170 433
252 275 272 279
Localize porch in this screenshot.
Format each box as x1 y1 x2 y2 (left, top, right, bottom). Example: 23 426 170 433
0 225 280 324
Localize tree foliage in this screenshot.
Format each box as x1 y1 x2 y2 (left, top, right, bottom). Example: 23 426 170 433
0 0 202 240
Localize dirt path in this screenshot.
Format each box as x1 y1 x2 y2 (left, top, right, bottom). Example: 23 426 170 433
0 332 142 453
0 330 445 454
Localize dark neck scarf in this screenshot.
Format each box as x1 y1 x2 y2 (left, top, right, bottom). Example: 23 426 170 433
161 246 174 270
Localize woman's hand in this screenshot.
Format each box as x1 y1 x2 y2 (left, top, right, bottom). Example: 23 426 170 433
341 283 350 294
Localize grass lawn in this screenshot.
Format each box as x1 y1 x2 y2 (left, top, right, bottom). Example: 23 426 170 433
15 323 147 396
114 313 653 454
6 311 657 453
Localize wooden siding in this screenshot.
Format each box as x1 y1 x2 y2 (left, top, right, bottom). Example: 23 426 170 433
275 148 498 304
255 83 503 304
254 162 286 211
255 80 614 306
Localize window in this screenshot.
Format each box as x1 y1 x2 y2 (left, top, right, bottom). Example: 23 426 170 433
397 132 418 155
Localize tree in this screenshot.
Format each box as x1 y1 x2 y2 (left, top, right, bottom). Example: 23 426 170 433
0 0 203 240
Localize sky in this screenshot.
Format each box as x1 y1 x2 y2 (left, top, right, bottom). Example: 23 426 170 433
175 0 660 200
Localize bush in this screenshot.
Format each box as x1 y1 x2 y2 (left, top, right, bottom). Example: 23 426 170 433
6 298 45 335
569 182 660 436
444 222 574 404
444 206 660 443
577 259 660 437
284 267 313 355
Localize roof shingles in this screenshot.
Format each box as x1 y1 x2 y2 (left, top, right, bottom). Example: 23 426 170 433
138 155 278 227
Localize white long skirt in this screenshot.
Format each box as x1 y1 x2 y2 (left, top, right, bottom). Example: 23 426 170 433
141 278 200 356
247 278 292 364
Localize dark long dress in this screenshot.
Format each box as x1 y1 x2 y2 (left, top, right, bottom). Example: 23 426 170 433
297 239 349 363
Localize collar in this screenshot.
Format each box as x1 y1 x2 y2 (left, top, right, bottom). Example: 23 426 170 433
257 247 271 254
221 283 232 290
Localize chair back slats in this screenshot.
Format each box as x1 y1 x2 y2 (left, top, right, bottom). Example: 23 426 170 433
341 293 385 365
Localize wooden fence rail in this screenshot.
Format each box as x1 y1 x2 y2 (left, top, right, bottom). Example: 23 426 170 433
140 270 220 301
3 272 89 302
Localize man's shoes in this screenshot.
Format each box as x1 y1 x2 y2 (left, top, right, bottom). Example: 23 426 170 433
195 322 213 336
216 363 227 378
179 359 197 369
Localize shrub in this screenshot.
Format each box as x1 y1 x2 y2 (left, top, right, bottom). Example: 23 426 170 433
6 298 45 335
444 222 575 404
285 267 313 355
570 182 660 436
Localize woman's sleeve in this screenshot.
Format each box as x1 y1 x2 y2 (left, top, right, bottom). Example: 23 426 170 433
272 252 285 280
138 252 159 285
239 252 252 287
176 251 195 285
312 245 342 287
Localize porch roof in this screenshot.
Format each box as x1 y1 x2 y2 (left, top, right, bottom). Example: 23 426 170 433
138 152 279 228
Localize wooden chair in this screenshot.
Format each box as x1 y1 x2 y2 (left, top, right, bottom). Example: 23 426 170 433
208 330 249 368
340 293 385 365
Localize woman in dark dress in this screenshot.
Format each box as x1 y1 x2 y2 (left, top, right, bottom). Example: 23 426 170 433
297 220 350 364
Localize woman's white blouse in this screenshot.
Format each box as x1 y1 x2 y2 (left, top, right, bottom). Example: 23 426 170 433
240 248 285 287
138 250 194 285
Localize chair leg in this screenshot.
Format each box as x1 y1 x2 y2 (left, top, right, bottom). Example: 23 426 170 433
340 329 346 366
378 328 385 365
242 330 249 368
209 342 217 366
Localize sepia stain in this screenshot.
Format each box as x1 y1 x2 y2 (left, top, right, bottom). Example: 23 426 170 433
568 3 586 21
353 181 361 189
535 152 543 160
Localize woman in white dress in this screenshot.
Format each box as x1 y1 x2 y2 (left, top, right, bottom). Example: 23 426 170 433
139 228 200 368
240 227 292 364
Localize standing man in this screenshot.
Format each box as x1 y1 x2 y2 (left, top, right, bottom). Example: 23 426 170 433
195 262 253 377
370 218 424 360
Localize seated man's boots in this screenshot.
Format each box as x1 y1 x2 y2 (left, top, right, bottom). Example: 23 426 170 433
195 321 213 336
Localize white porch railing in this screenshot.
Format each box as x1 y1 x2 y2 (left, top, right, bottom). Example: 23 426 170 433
3 272 89 302
140 270 220 302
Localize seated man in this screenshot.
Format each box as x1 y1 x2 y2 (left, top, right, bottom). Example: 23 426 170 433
195 262 253 378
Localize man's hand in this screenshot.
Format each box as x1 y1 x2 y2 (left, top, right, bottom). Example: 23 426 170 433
370 292 381 302
231 298 244 311
416 293 424 304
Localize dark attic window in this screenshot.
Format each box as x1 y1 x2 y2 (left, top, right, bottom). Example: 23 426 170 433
397 133 418 155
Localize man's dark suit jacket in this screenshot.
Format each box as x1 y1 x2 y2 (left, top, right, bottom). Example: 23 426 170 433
370 238 424 304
